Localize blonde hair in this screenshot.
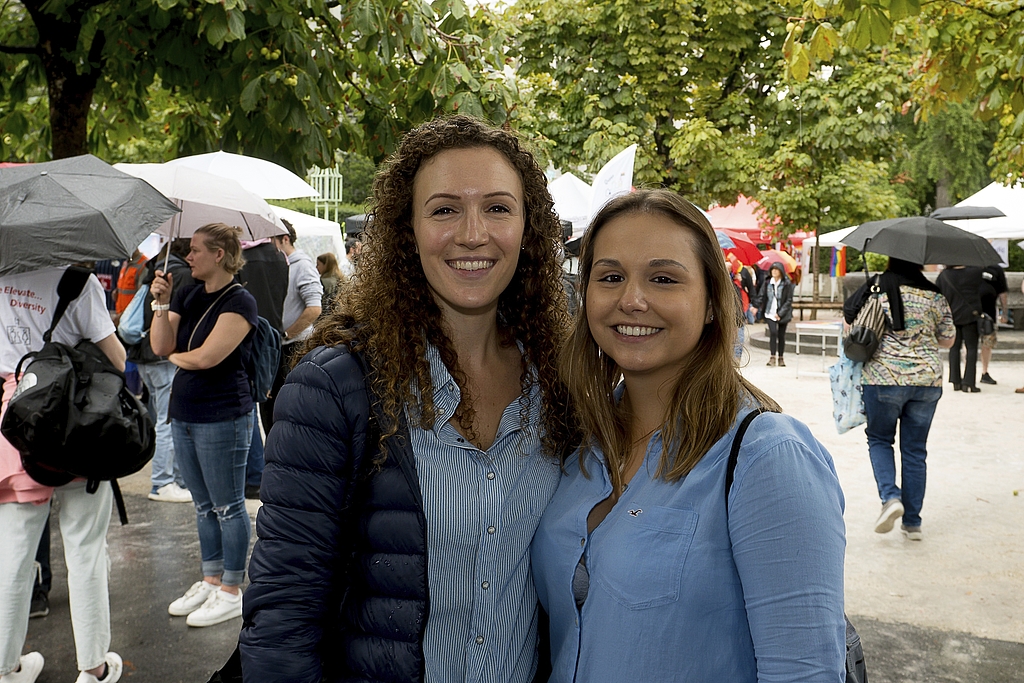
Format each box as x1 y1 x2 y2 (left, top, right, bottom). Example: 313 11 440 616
559 189 779 490
194 223 246 275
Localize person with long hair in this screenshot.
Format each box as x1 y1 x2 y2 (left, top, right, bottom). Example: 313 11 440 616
531 189 846 682
755 261 793 366
844 257 954 540
238 116 575 683
314 252 343 313
149 223 258 628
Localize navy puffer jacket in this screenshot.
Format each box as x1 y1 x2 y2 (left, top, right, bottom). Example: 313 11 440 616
239 344 429 683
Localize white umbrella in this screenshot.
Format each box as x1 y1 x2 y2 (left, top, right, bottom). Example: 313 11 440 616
166 151 319 200
114 163 288 241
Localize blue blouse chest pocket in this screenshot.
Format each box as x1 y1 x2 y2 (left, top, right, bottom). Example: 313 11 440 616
592 505 698 610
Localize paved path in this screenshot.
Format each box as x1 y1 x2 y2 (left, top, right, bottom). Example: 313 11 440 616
22 341 1024 681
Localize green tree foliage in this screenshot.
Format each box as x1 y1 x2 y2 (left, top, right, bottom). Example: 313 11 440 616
0 0 516 170
337 151 377 206
779 0 1024 180
512 0 912 235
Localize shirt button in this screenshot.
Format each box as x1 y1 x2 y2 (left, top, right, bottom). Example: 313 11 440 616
580 538 585 547
481 581 490 590
457 438 464 443
476 635 485 645
487 526 496 534
486 471 495 480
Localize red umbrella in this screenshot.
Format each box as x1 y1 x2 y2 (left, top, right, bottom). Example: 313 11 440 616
757 249 798 273
717 229 763 264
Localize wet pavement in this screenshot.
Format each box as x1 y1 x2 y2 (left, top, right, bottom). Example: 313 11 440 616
19 345 1024 681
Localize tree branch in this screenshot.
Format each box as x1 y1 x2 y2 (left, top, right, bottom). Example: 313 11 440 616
0 42 42 56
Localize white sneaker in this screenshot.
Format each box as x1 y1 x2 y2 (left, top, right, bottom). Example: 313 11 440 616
1 652 44 683
75 652 122 683
148 483 193 503
186 588 243 627
873 498 905 534
168 580 219 616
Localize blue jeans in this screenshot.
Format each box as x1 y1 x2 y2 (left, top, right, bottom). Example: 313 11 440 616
863 384 941 527
137 361 184 493
172 413 253 586
245 407 264 487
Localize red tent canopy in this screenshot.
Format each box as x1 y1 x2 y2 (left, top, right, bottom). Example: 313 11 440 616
0 162 26 167
705 195 773 244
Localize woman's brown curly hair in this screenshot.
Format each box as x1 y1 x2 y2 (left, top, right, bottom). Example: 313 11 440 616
304 115 576 458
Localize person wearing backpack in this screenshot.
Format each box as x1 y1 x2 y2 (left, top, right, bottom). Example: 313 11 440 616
149 223 258 629
1 267 127 683
129 238 195 504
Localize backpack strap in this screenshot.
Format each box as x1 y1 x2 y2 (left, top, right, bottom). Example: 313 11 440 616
44 266 92 343
725 409 763 515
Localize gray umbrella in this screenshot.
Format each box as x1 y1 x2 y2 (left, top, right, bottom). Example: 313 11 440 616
0 155 179 276
840 216 1002 266
929 206 1006 220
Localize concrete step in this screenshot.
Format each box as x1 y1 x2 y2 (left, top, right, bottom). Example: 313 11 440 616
748 329 1024 361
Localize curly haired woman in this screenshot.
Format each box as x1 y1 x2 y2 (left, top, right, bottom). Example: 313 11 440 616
238 116 575 683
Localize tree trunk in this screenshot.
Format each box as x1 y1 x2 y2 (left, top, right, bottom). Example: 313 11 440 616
935 173 952 209
25 1 103 159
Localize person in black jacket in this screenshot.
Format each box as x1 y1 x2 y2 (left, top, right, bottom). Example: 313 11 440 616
237 241 288 499
238 116 577 683
936 265 984 392
753 262 793 367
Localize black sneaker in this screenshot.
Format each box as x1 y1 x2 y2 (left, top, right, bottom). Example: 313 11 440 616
244 485 261 500
980 373 997 385
29 591 49 618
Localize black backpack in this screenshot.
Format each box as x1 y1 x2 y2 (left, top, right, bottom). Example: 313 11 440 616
244 316 282 403
0 267 156 524
727 410 868 683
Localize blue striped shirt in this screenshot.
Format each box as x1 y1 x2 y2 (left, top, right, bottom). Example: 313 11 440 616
409 345 560 683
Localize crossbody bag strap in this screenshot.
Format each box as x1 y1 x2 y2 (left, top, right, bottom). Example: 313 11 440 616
45 266 92 343
187 283 242 351
725 409 764 519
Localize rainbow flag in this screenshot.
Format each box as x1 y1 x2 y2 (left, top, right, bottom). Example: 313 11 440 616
830 247 847 277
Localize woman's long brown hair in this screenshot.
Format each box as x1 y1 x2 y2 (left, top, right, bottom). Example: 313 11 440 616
559 189 779 491
303 115 577 459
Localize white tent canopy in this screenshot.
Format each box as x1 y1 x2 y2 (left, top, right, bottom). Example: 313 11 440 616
269 206 351 272
945 181 1024 239
548 172 593 235
815 226 858 248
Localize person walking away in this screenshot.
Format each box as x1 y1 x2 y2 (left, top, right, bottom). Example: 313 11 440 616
755 262 793 366
978 264 1008 385
314 252 343 315
149 223 258 628
936 265 984 392
130 239 194 503
261 220 322 434
237 115 575 683
532 190 846 682
237 239 288 500
1 267 127 683
844 257 955 541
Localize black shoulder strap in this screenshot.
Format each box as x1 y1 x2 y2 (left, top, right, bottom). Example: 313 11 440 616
725 409 763 516
45 266 91 342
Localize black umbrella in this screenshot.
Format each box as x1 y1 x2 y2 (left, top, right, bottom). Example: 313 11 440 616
0 155 179 276
929 206 1006 220
840 216 1002 266
344 213 368 237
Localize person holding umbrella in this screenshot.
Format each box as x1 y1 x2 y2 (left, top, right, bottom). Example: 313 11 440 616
843 257 955 540
149 223 258 628
753 261 793 366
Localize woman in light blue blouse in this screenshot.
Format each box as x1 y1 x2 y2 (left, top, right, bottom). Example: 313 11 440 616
532 189 847 682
